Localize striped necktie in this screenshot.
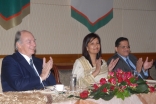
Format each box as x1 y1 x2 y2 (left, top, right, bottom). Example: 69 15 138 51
30 59 38 76
126 58 135 70
30 59 44 89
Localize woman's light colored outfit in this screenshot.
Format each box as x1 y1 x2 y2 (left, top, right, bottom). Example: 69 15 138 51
72 56 108 87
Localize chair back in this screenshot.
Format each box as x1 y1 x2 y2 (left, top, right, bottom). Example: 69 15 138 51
52 65 61 84
0 58 3 93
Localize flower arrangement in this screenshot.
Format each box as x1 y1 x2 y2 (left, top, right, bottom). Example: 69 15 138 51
69 69 155 101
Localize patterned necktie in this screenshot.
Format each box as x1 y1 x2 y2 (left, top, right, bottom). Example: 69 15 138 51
30 59 44 89
30 59 38 76
126 58 135 70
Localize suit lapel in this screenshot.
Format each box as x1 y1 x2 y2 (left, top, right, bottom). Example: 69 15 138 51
129 54 137 66
116 54 132 72
33 57 42 75
14 52 38 76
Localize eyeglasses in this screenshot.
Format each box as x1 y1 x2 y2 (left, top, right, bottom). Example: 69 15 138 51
118 45 130 49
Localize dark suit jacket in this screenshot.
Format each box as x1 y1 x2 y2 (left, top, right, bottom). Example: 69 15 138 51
1 52 56 92
107 53 148 79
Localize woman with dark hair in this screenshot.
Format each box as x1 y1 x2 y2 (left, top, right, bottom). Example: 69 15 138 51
72 33 119 87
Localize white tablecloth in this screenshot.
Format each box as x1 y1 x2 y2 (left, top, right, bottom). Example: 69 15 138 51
1 89 156 104
52 94 143 104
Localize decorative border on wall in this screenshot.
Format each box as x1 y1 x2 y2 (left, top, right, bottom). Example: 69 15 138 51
0 53 155 69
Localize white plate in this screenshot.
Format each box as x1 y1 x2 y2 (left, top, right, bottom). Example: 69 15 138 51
145 80 156 84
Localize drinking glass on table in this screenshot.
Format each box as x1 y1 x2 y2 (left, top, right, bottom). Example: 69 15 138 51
70 74 77 91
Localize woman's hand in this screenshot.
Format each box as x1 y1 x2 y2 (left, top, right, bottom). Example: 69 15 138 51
92 57 102 77
96 57 102 71
108 58 119 71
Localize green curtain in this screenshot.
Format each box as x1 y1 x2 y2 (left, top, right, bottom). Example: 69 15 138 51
0 0 30 30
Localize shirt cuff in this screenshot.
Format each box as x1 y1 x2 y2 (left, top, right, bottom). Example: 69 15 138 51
39 76 42 83
142 68 148 76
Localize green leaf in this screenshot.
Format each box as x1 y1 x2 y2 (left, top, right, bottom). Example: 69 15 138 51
130 77 136 83
135 84 148 93
92 92 115 101
92 92 103 100
68 95 74 98
75 96 81 98
68 95 80 99
136 78 146 84
90 91 96 96
120 81 127 85
101 93 114 101
116 91 125 100
91 84 115 100
123 90 131 97
115 90 131 100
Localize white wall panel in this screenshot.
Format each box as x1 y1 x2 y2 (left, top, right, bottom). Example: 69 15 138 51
96 9 123 53
0 0 156 55
122 0 156 10
0 15 30 54
123 10 156 52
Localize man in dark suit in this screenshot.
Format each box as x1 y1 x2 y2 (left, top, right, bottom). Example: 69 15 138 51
107 37 153 79
1 30 56 92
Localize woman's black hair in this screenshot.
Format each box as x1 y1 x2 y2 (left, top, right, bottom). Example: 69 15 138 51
82 33 102 67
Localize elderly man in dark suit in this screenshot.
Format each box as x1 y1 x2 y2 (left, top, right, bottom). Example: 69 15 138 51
107 37 153 79
1 30 56 92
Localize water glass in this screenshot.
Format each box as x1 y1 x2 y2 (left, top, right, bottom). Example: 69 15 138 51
70 74 77 91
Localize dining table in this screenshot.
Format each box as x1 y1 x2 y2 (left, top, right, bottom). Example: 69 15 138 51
0 90 156 104
0 79 156 104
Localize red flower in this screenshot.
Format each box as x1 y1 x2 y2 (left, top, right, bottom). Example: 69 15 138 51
149 86 155 92
71 69 150 101
80 90 89 99
108 77 116 85
119 85 127 92
124 72 133 79
108 71 114 77
102 88 108 93
125 78 131 85
100 78 107 85
129 83 138 88
110 86 115 91
117 76 123 83
116 69 123 74
93 84 99 91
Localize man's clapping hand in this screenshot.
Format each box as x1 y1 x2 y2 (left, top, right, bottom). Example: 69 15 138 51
40 57 53 81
